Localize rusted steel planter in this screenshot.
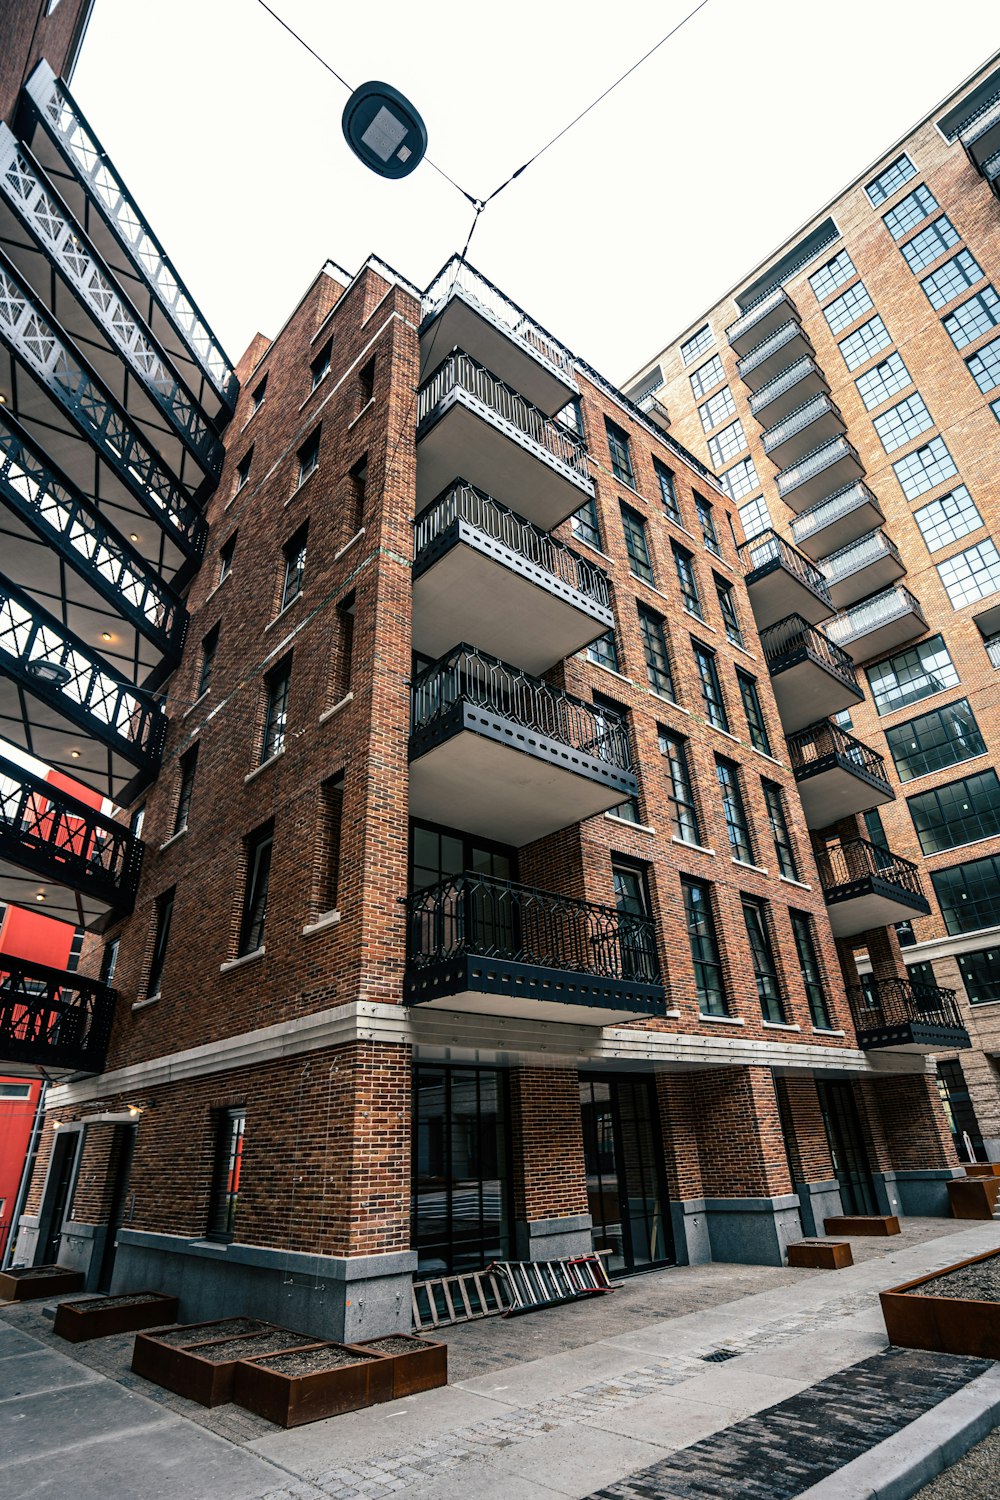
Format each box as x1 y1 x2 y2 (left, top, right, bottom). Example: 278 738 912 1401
233 1343 394 1427
354 1333 448 1396
787 1239 853 1270
823 1215 900 1236
965 1163 1000 1178
947 1176 999 1219
132 1319 320 1406
0 1265 84 1301
880 1247 1000 1359
53 1291 179 1342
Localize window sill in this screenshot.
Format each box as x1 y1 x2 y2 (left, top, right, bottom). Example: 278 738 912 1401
285 468 318 506
663 515 697 545
302 909 342 937
299 372 330 411
707 723 742 745
319 691 354 724
683 608 714 631
205 572 232 604
245 748 285 784
334 526 365 562
240 403 264 435
700 1013 745 1025
132 994 160 1012
672 836 715 856
749 746 784 768
812 1027 846 1037
265 595 303 635
731 641 759 663
348 397 375 430
159 827 188 852
732 858 769 876
762 1021 801 1032
220 947 265 974
648 690 689 715
612 475 643 499
570 535 614 564
779 875 812 892
183 691 209 721
604 814 656 835
585 660 635 688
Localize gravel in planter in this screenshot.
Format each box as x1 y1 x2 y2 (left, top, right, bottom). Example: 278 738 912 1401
362 1336 430 1355
5 1265 67 1278
73 1293 167 1309
153 1318 267 1345
253 1346 371 1375
908 1258 1000 1301
192 1332 316 1362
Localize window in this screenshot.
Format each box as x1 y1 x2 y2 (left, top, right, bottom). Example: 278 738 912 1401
943 287 1000 351
572 496 602 550
967 335 1000 393
839 316 892 371
605 419 634 487
885 699 985 782
696 495 722 556
173 748 197 835
0 1082 31 1097
716 757 753 864
699 386 736 432
637 605 675 697
694 642 729 731
708 418 747 469
653 460 680 524
234 447 253 494
908 770 1000 855
866 153 916 206
867 634 959 715
809 250 857 302
883 183 938 240
260 659 291 764
357 357 375 409
251 373 267 412
914 486 983 552
892 436 957 500
906 960 938 994
791 912 830 1028
873 391 934 454
672 543 702 618
130 804 145 838
933 855 1000 935
716 577 743 646
318 772 344 913
763 780 798 879
719 455 758 502
682 878 727 1016
856 352 912 410
612 862 657 982
824 282 874 334
310 340 332 390
333 594 355 702
218 533 236 582
557 397 583 435
937 538 1000 609
197 624 218 699
621 505 654 584
833 707 853 730
690 353 724 398
921 250 984 310
348 455 367 532
739 496 770 540
864 806 891 859
239 822 273 954
742 898 785 1023
958 948 1000 1006
901 215 960 273
207 1108 245 1243
681 324 714 366
659 728 699 844
587 629 620 674
280 523 308 610
296 427 320 487
99 936 119 985
736 670 770 754
146 888 174 998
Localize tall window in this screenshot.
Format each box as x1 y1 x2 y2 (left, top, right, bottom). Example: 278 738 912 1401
621 505 654 584
791 912 830 1028
885 699 985 782
146 888 174 998
839 315 891 371
605 418 634 487
809 250 856 302
742 898 785 1024
587 629 620 674
239 822 273 955
682 878 727 1016
280 523 308 610
865 153 916 206
900 214 960 273
693 642 729 731
310 340 332 390
699 386 736 432
174 747 197 835
659 727 699 844
823 282 873 335
296 427 321 488
572 496 602 550
690 353 724 398
736 670 770 754
873 392 933 454
937 539 1000 609
100 936 120 986
914 486 983 552
708 418 747 470
637 605 675 698
333 594 356 702
716 757 753 864
654 459 680 522
907 770 1000 855
716 577 744 647
867 635 959 715
892 435 957 500
197 624 219 699
921 250 984 310
612 861 656 982
318 773 344 913
260 659 291 764
673 543 703 617
968 335 1000 394
958 948 1000 1006
932 855 1000 936
739 496 770 540
856 352 912 410
207 1108 245 1243
883 183 938 239
696 495 722 556
681 324 714 366
234 446 253 494
763 780 798 880
719 455 758 502
943 287 1000 350
357 357 376 409
251 373 267 412
348 456 368 532
218 533 236 582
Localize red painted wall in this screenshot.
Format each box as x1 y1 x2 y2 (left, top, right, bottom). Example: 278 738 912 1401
0 1076 41 1258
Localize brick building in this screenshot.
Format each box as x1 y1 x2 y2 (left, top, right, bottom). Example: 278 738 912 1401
0 8 976 1337
627 49 1000 1166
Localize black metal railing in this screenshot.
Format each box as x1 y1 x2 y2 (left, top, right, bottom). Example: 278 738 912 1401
405 872 661 984
0 751 143 908
759 614 860 691
0 953 114 1072
411 644 632 770
786 720 890 786
417 350 591 482
814 837 924 903
738 530 833 602
986 635 1000 669
847 977 964 1036
414 481 610 608
422 257 576 376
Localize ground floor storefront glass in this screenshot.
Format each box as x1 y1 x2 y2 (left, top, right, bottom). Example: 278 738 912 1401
580 1073 674 1274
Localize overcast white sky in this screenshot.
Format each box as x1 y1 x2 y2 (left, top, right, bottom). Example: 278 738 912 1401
72 0 999 386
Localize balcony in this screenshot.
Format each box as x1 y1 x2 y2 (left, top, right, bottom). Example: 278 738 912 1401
736 322 813 392
960 94 1000 170
813 838 930 938
981 148 1000 200
404 872 666 1026
847 977 970 1055
739 530 834 630
0 751 142 924
637 391 670 432
409 645 636 845
726 286 799 356
760 614 863 733
786 720 894 829
413 481 612 674
749 356 830 426
825 585 928 665
776 436 865 513
762 395 845 469
416 351 593 531
421 258 577 417
791 481 885 561
0 954 114 1077
819 530 906 610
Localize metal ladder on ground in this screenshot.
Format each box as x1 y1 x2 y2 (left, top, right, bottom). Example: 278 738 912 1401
411 1253 614 1330
411 1266 510 1331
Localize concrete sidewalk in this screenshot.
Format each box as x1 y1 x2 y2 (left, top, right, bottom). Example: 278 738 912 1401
1 1217 998 1500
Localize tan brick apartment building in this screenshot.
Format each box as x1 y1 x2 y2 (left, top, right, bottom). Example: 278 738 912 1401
627 49 1000 1167
0 4 977 1337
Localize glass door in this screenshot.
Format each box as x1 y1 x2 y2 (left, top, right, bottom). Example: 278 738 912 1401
817 1080 879 1216
579 1074 673 1274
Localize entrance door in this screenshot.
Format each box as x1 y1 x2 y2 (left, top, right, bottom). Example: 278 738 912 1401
36 1129 81 1265
96 1125 136 1291
937 1060 986 1163
817 1081 879 1216
579 1074 673 1275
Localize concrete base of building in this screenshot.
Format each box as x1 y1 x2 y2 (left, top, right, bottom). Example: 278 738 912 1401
796 1180 844 1237
514 1213 594 1261
111 1229 417 1342
983 1137 1000 1163
876 1167 966 1219
53 1220 109 1290
11 1213 39 1267
670 1198 712 1265
674 1195 803 1267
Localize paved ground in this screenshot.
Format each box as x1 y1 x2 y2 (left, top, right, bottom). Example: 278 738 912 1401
1 1216 997 1500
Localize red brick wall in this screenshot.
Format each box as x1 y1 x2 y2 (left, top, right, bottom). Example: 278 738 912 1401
510 1068 588 1221
0 0 93 126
